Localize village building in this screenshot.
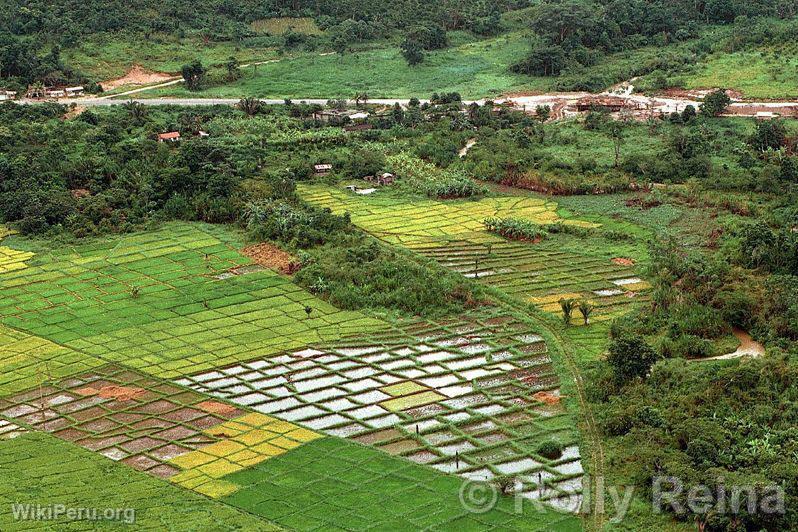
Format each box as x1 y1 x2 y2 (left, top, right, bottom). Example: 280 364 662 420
0 90 16 101
157 132 181 142
313 163 332 176
343 123 373 132
65 86 85 97
574 96 641 113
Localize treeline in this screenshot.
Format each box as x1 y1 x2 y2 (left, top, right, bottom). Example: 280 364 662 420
0 0 523 42
0 102 248 235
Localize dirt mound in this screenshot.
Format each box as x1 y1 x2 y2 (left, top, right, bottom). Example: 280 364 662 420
242 242 300 274
532 391 561 405
75 385 147 401
101 65 175 91
612 257 635 266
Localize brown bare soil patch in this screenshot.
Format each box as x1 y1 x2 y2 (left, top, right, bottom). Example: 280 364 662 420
611 257 635 266
76 385 147 401
241 242 300 274
197 400 237 415
65 106 86 119
101 65 175 91
724 103 798 118
532 391 561 405
71 189 91 199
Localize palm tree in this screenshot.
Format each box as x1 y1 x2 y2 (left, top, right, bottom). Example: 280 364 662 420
28 81 45 99
559 298 576 325
123 100 147 124
578 300 594 325
354 92 369 108
237 97 262 117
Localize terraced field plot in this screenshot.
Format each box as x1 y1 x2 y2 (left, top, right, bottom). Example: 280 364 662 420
179 311 584 510
0 364 324 499
422 239 650 321
299 185 649 319
0 222 383 382
0 323 104 396
298 184 595 247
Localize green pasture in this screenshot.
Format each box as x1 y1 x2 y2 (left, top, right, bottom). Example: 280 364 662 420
63 35 279 81
681 46 798 99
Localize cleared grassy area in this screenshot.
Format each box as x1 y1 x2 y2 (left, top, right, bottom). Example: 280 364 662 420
0 432 276 529
146 31 536 99
63 34 278 81
682 47 798 99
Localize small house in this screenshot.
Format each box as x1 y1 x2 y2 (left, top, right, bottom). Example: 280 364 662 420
197 130 210 138
313 164 332 176
65 86 85 97
157 132 181 143
46 89 65 98
755 111 779 120
349 111 370 121
0 90 16 101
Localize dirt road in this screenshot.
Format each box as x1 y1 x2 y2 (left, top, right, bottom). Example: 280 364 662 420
16 90 798 120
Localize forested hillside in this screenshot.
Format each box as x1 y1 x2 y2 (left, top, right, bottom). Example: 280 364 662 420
2 0 797 96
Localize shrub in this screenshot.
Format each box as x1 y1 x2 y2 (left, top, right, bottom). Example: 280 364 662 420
293 238 485 316
484 217 548 242
245 200 351 248
537 440 564 460
607 335 659 383
659 334 713 359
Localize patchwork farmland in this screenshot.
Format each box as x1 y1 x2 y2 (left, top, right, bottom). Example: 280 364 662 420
0 219 591 530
